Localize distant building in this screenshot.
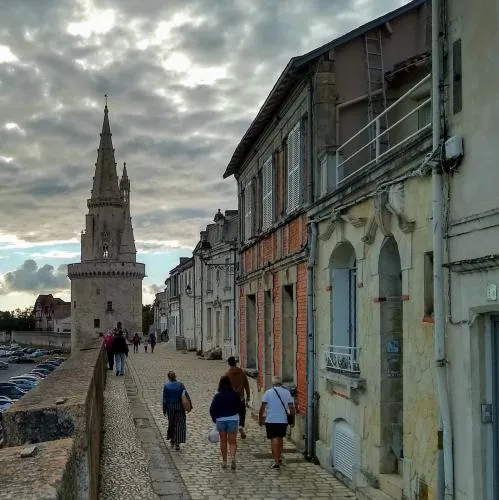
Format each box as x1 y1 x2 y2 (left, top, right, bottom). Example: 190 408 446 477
34 294 71 332
153 290 167 335
67 104 145 351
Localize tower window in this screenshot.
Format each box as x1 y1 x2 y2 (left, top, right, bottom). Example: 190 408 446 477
103 242 109 258
96 288 101 295
94 318 100 328
73 301 76 308
106 301 113 312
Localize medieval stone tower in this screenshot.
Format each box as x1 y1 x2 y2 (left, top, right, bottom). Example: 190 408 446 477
68 104 145 351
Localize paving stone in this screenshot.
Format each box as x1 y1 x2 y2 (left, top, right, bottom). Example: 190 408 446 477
124 343 355 499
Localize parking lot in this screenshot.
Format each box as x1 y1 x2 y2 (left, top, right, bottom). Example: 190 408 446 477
0 362 33 383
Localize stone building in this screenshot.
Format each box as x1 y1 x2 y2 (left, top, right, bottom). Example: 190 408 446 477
34 294 71 332
193 210 239 357
68 104 145 351
153 290 167 336
223 0 437 496
440 0 499 497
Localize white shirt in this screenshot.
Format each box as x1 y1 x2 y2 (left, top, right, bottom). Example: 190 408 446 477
262 386 294 424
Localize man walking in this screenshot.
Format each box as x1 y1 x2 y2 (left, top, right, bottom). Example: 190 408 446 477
258 376 295 469
111 322 129 376
225 356 250 439
132 333 141 353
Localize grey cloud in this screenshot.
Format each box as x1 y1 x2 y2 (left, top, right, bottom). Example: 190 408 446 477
0 0 411 249
2 259 70 294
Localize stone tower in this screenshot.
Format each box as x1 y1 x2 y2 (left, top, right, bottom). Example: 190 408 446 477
68 104 145 351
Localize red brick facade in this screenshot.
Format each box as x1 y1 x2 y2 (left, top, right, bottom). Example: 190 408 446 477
239 214 308 414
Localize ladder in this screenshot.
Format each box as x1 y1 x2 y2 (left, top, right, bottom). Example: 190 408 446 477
364 30 389 159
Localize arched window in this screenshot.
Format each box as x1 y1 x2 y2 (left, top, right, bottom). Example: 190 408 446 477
103 242 109 258
328 242 358 373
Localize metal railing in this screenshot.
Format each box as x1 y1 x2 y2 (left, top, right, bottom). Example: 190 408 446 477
323 345 361 376
336 74 431 185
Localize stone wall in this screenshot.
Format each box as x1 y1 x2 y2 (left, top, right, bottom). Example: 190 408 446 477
0 343 106 499
2 330 71 349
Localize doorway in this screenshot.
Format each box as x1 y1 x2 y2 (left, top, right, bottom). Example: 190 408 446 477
281 284 295 383
378 236 403 474
264 290 273 389
215 310 221 347
246 295 257 369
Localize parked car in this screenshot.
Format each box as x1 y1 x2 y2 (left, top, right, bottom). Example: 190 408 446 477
36 363 57 371
9 378 37 391
14 356 35 364
0 396 13 403
0 361 8 370
29 370 48 378
0 400 13 412
0 383 26 401
11 375 40 384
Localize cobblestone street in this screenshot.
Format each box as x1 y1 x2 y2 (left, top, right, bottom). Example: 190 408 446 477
126 342 355 500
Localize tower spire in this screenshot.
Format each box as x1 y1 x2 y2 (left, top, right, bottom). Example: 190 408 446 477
89 102 120 202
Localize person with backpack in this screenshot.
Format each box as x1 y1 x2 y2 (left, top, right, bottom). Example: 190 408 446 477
111 323 129 376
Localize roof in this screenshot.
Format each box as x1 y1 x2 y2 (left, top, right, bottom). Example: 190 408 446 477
222 0 427 179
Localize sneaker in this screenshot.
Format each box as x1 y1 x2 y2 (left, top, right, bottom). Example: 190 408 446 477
221 462 227 469
239 427 246 439
278 458 283 465
230 459 236 471
271 462 280 469
116 371 119 376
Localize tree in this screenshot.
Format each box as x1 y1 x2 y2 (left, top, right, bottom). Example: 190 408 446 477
142 304 154 335
0 307 35 332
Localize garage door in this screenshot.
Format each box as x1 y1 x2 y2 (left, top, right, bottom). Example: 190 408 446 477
333 420 356 479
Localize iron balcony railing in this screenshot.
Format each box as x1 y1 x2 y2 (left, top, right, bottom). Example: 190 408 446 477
323 345 361 376
336 73 431 185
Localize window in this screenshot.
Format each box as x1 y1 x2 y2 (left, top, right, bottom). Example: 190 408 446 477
262 155 273 229
106 301 113 312
73 301 76 308
207 267 213 291
224 258 230 288
207 308 213 339
287 121 301 213
452 39 462 114
94 318 100 328
224 306 230 341
244 181 253 241
96 288 101 295
424 252 434 318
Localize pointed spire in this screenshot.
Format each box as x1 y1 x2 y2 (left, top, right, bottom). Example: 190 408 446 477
90 100 121 202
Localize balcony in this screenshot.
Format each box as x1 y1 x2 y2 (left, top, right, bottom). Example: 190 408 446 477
336 73 431 186
322 345 361 376
321 345 365 400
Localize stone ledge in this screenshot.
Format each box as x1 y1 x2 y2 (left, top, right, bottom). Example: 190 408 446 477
0 439 76 500
0 342 106 499
321 368 366 403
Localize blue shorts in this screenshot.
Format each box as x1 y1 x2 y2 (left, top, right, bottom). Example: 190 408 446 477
216 419 239 433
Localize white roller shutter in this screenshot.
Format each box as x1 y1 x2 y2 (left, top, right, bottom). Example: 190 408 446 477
287 122 301 213
262 155 273 230
332 420 356 479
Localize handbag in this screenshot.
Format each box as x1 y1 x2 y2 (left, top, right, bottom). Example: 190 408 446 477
181 389 192 413
273 388 294 426
208 424 220 444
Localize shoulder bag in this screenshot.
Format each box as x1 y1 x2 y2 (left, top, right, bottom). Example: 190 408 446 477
273 388 294 426
181 386 192 413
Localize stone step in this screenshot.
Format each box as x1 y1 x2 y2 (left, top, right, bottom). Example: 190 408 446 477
356 485 394 500
379 473 404 499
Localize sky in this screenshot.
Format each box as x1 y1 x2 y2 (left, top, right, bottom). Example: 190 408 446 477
0 0 411 311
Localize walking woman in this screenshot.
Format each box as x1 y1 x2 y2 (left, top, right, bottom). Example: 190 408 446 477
209 375 242 470
162 371 191 451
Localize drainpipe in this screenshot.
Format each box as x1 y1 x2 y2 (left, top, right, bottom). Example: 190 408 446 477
432 0 454 497
306 220 318 459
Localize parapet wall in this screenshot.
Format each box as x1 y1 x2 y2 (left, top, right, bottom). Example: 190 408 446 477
0 343 106 499
1 330 71 349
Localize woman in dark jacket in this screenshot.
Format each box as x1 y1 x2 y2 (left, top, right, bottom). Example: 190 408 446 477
162 371 191 450
209 375 242 470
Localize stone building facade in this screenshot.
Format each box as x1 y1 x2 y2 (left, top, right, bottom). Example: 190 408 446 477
193 210 239 357
34 294 71 332
68 104 145 351
153 290 167 336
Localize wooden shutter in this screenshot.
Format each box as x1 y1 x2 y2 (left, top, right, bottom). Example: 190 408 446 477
287 122 301 213
262 156 273 229
244 182 253 241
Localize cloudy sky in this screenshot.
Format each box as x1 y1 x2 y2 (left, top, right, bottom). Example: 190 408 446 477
0 0 410 311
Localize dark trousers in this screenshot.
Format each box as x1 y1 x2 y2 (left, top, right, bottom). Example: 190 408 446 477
239 399 247 428
106 348 114 370
133 344 139 353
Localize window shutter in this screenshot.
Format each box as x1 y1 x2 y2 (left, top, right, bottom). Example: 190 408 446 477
287 122 301 213
244 181 253 241
262 156 273 229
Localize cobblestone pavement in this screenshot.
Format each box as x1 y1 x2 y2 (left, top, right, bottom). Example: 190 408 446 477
127 343 355 500
99 369 159 500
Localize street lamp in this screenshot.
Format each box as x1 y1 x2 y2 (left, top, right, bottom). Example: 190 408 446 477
185 284 193 296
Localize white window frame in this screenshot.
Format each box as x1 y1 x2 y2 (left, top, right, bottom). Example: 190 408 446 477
287 121 301 213
262 155 273 230
244 181 253 241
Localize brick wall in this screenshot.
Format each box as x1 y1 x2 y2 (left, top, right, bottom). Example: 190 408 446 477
273 273 281 375
295 262 308 414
